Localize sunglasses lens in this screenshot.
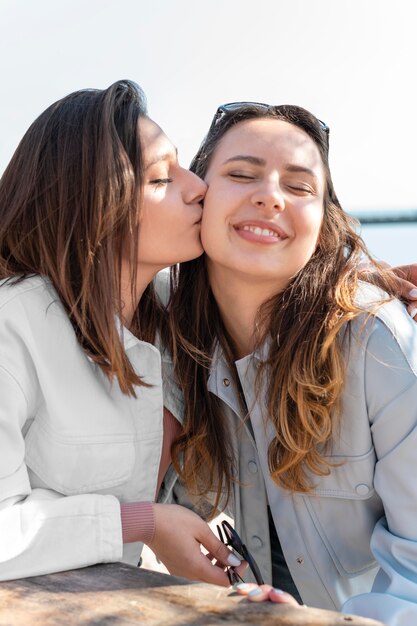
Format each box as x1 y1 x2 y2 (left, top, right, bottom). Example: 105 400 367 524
222 522 242 552
215 102 329 140
222 101 269 113
222 522 265 585
318 119 330 135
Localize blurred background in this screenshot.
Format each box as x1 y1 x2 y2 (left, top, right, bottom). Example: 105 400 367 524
1 0 416 265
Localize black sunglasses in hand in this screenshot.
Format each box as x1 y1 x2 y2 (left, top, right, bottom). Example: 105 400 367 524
217 520 264 586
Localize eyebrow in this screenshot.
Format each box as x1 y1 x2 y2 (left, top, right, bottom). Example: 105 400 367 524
223 155 265 166
145 147 178 170
285 164 318 179
223 155 318 179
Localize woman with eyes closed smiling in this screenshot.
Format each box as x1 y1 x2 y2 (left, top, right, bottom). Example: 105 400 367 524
167 103 417 625
0 80 245 584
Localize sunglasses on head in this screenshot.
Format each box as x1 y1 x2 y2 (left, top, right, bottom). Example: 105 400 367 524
217 519 264 586
209 101 329 141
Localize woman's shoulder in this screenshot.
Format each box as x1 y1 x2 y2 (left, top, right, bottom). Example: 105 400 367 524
0 274 52 303
0 275 63 325
351 281 417 376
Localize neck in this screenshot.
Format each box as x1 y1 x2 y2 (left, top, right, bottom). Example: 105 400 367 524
207 262 283 359
120 262 158 329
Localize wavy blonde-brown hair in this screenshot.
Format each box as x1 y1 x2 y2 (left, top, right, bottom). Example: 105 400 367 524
168 104 392 508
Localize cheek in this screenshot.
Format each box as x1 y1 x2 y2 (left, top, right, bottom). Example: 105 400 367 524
200 217 214 253
201 209 229 260
298 206 323 241
142 197 175 228
200 199 218 247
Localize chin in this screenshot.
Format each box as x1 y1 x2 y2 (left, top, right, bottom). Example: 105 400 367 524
187 242 204 259
185 248 204 262
172 247 204 265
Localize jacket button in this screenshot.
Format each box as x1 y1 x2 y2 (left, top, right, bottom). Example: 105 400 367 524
251 535 263 549
355 483 370 496
248 461 258 474
296 556 304 564
222 378 230 387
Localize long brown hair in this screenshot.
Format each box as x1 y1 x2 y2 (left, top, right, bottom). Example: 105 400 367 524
0 79 163 395
169 104 392 507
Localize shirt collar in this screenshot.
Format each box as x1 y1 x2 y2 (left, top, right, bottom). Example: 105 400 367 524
207 336 271 395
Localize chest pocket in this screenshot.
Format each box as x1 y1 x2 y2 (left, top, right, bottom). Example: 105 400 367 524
302 447 383 576
25 418 135 495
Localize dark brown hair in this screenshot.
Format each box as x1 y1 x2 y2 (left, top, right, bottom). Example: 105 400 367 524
169 104 391 508
0 79 163 395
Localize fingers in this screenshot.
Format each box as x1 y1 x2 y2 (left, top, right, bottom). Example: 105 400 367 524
268 588 301 606
236 583 273 602
234 560 249 578
200 528 242 569
150 504 235 586
150 504 246 587
177 525 239 586
166 548 232 587
235 583 300 606
393 277 417 302
207 550 248 573
408 304 417 320
392 276 417 317
358 262 417 306
391 264 417 287
356 260 417 322
358 269 394 294
390 265 417 302
384 267 417 318
235 582 265 596
194 551 232 587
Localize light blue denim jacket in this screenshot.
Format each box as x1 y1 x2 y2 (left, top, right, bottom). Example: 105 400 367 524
203 284 417 626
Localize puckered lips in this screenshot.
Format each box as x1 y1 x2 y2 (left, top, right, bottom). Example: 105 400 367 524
233 219 289 243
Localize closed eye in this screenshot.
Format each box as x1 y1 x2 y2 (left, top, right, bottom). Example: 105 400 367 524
287 184 315 194
150 178 173 186
229 172 257 181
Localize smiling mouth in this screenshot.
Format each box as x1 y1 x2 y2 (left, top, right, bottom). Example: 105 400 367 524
235 223 288 240
242 225 278 237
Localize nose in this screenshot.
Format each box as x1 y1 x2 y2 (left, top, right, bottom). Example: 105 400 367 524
184 170 207 205
251 182 285 213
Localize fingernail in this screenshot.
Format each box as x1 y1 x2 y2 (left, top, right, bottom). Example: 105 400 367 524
248 588 262 597
409 307 417 319
234 582 250 590
409 289 417 299
227 553 241 567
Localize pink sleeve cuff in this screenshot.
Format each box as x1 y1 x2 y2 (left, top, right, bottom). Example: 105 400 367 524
120 501 155 545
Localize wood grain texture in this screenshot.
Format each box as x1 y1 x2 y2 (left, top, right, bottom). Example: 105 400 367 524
0 562 386 626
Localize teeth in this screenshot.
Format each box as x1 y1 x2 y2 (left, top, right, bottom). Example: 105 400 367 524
242 225 278 237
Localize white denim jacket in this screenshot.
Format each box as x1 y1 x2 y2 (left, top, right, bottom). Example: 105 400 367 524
0 275 177 581
196 284 417 626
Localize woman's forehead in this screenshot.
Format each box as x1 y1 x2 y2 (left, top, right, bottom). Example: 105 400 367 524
211 118 324 172
139 117 176 168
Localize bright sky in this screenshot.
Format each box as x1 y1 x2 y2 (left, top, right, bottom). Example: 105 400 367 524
1 0 416 217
